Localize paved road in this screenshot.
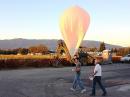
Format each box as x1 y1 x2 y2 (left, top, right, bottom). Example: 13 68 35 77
0 63 130 97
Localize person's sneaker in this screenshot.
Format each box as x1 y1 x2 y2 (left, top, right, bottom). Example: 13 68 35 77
81 88 86 93
70 88 75 91
102 92 107 96
89 93 95 96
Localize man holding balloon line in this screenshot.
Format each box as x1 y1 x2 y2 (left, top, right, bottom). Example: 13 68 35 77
70 55 86 93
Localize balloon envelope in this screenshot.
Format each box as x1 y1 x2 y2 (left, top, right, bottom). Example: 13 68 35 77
59 6 90 57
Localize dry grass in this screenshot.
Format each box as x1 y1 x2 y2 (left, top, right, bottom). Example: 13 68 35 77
0 54 57 60
0 54 71 69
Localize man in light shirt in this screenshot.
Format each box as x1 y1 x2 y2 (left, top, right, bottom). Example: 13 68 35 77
90 59 107 96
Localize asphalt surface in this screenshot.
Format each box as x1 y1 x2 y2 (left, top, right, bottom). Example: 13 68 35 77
0 63 130 97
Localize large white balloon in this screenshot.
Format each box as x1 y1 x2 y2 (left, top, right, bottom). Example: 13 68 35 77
59 6 90 57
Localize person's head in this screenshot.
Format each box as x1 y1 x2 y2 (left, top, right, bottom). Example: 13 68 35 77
74 54 78 58
94 59 100 65
73 57 79 63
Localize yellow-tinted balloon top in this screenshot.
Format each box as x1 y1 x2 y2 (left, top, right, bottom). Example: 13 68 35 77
60 6 90 57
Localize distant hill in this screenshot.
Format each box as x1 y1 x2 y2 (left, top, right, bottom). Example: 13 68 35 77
0 38 122 50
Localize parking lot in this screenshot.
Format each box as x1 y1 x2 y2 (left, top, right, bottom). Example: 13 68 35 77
0 63 130 97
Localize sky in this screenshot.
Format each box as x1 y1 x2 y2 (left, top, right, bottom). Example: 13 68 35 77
0 0 130 47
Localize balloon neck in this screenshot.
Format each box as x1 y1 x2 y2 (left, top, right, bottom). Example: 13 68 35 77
69 48 78 58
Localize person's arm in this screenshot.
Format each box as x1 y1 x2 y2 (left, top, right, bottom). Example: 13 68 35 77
72 63 80 72
92 65 99 76
75 62 81 72
93 70 98 76
72 66 80 72
75 67 80 71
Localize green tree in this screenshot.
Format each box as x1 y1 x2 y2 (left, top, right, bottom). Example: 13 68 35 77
29 44 49 54
99 42 106 52
36 44 49 54
56 40 71 60
18 48 28 55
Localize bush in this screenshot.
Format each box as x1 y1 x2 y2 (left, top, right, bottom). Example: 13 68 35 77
95 56 122 63
0 58 71 70
112 56 122 63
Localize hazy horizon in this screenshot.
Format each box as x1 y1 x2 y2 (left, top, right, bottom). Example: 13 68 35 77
0 0 130 47
0 38 125 47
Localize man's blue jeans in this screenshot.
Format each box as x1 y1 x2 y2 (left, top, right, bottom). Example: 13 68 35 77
72 73 85 90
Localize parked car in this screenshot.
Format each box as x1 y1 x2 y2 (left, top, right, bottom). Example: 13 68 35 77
120 54 130 63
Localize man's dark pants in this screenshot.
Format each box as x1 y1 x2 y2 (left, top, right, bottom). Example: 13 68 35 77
92 76 107 95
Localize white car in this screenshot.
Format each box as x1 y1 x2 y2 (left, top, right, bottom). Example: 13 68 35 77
121 54 130 62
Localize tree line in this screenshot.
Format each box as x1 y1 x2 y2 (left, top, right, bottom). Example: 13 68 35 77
0 41 130 56
0 44 49 55
80 42 130 56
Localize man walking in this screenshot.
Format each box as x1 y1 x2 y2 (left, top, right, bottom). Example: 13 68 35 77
90 59 107 96
70 56 86 93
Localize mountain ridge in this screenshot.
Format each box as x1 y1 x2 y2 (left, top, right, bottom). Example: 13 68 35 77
0 38 122 50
